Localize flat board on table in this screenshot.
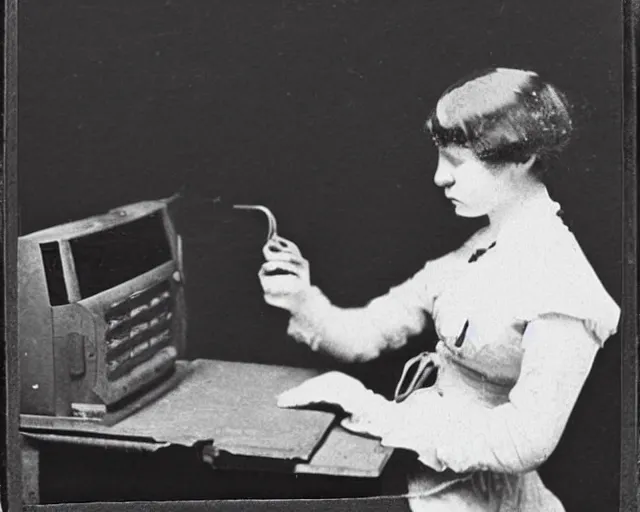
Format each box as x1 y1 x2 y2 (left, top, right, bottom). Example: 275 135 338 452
21 359 336 462
295 426 394 478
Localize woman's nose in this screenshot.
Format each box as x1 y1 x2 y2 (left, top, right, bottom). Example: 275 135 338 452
433 161 454 188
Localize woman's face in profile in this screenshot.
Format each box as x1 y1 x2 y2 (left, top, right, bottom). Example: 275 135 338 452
433 145 514 219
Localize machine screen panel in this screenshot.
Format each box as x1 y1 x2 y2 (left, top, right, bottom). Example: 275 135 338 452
70 212 173 298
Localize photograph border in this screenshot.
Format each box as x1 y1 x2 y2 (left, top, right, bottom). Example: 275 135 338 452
4 0 21 510
3 1 638 511
620 0 639 510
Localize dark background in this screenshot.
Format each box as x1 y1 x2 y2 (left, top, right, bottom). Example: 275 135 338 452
18 0 622 510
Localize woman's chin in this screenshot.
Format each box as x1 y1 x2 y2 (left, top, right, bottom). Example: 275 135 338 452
453 208 486 219
452 204 479 218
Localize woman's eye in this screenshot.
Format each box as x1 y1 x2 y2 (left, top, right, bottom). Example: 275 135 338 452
440 151 464 167
446 158 464 170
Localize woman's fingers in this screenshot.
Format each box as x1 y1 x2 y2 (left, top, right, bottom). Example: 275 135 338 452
258 236 309 312
276 373 361 410
277 388 312 408
263 242 296 260
263 236 302 258
340 416 376 436
277 381 340 409
263 247 307 268
259 261 302 277
272 235 302 255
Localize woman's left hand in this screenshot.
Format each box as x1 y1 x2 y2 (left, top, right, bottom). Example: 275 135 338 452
277 371 368 413
278 372 400 440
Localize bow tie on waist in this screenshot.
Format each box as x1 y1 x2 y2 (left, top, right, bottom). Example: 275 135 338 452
394 352 441 403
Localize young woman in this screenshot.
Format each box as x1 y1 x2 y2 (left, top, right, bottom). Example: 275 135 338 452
258 68 620 511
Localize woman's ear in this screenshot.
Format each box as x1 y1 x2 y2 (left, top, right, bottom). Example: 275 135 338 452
515 155 537 175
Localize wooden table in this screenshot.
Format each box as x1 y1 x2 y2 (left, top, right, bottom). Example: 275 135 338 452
20 359 394 504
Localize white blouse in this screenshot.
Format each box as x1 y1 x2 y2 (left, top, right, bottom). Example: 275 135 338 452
282 188 620 511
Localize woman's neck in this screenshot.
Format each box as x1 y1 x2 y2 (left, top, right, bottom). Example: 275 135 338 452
485 180 548 240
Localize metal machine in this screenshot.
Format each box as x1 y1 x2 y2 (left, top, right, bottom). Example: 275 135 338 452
18 198 187 422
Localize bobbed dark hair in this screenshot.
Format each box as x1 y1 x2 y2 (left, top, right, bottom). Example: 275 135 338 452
425 68 573 176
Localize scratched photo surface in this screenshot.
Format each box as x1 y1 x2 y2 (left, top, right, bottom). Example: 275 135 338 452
17 1 623 510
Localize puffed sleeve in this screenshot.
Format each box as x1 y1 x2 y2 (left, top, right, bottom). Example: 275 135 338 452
286 262 438 362
512 228 620 346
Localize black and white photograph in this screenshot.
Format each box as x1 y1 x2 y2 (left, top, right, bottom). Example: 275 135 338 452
2 1 637 511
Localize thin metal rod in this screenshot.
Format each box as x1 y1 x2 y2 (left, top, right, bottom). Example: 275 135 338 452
233 204 278 240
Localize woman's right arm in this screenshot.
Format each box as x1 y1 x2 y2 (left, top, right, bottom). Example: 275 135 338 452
259 236 438 363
